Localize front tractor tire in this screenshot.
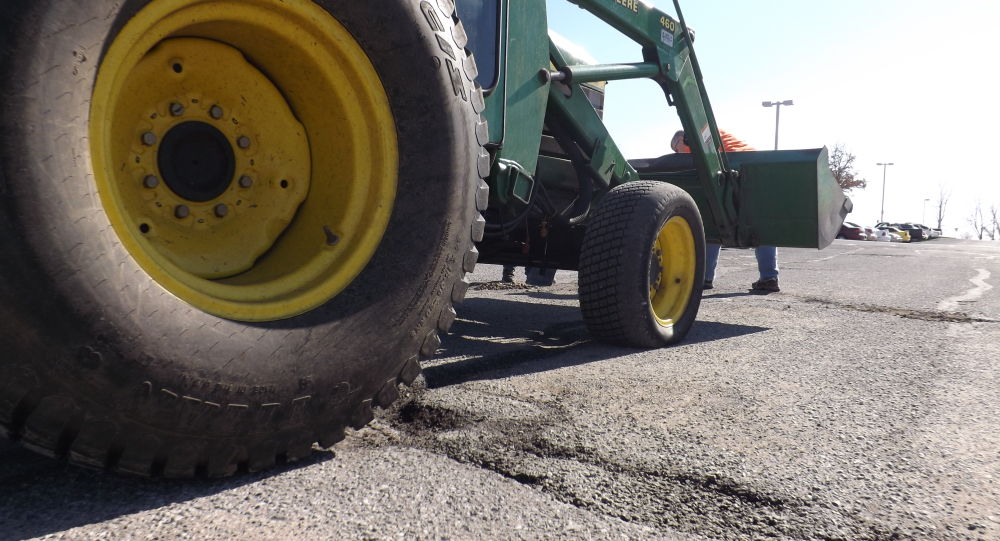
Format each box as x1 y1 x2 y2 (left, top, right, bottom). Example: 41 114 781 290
0 0 488 476
579 182 706 348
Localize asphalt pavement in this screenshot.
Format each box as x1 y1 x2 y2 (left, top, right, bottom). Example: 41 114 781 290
1 238 998 540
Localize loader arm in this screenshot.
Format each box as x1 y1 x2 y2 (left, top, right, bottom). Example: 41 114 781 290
469 0 849 258
557 0 740 245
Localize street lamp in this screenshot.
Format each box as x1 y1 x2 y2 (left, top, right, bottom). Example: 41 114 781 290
923 198 930 224
877 162 894 223
762 99 794 150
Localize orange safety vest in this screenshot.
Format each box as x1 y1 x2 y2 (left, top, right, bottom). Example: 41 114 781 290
674 129 754 153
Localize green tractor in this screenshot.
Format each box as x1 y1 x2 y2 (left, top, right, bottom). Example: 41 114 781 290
0 0 848 476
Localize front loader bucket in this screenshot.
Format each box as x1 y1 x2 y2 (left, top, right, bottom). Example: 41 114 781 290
729 147 851 249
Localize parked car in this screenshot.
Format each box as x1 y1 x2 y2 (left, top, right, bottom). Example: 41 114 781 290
877 225 910 242
915 223 936 239
863 226 878 240
873 229 900 242
899 223 926 241
838 221 866 240
876 222 923 241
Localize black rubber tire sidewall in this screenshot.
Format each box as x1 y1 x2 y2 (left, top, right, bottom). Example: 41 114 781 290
0 0 483 475
579 182 706 348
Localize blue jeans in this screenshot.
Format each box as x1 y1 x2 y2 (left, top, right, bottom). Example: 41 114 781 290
705 244 778 282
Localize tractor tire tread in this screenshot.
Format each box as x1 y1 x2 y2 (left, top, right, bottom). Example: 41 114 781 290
0 0 489 478
579 181 704 347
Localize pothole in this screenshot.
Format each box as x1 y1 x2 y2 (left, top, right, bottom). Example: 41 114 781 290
471 281 535 291
798 296 998 323
396 400 480 432
377 393 901 540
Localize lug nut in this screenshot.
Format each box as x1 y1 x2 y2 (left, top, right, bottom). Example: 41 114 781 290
214 204 229 218
237 136 251 149
141 132 157 146
238 175 253 188
174 205 190 219
210 105 224 120
170 102 185 116
142 175 159 189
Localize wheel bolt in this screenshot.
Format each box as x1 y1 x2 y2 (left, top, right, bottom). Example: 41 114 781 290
141 132 157 146
214 204 229 218
237 136 251 149
169 102 185 116
210 105 224 120
174 205 190 219
142 175 159 189
238 175 254 188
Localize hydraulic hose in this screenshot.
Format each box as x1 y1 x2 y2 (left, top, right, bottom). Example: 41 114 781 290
544 115 600 225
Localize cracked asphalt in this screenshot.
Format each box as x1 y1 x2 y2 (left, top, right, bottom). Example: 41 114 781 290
2 238 998 540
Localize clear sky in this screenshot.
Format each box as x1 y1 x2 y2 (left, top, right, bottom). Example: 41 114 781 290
544 0 1000 236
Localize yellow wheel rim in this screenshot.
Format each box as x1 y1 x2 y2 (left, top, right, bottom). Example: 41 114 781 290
648 216 696 326
90 0 398 321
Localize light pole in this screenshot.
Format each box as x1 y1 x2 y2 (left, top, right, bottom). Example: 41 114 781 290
762 99 793 150
922 198 930 224
877 162 894 223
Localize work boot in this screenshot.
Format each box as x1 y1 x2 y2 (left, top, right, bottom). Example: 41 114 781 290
501 266 515 283
751 278 780 293
525 267 556 286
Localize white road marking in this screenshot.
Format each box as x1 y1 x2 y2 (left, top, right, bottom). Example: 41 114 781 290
937 269 993 311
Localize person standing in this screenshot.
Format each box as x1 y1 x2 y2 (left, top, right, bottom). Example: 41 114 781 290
669 130 779 293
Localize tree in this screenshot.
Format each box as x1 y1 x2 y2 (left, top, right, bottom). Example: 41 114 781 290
936 184 950 230
829 144 867 192
990 205 999 241
969 201 987 240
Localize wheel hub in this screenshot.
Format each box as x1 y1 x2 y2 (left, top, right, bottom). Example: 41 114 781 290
104 37 312 280
649 216 695 325
90 0 398 321
158 121 236 202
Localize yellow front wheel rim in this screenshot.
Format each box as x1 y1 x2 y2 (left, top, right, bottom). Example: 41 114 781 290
649 216 696 325
90 0 398 321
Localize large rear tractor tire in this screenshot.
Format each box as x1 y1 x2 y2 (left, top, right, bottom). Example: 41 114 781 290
579 182 705 347
0 0 489 476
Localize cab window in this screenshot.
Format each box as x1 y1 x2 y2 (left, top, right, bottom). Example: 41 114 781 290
455 0 500 89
